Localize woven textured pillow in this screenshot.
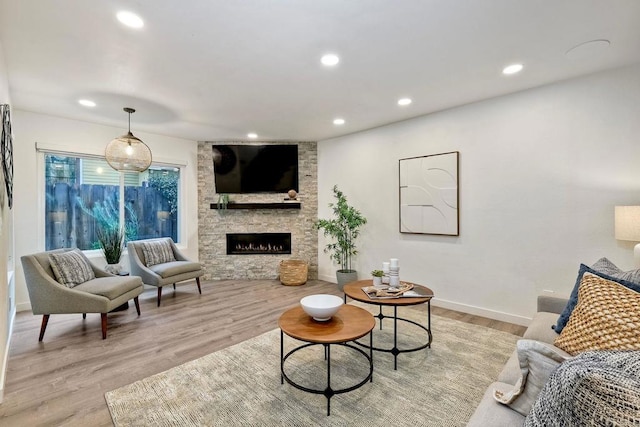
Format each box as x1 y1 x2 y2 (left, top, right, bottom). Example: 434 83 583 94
49 249 95 288
553 263 640 334
554 272 640 356
141 239 176 267
493 340 572 416
525 350 640 426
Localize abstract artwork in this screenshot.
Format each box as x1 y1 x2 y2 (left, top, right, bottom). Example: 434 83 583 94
399 151 459 235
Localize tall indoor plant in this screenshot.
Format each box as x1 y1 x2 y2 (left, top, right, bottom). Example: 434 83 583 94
97 225 125 275
316 185 367 290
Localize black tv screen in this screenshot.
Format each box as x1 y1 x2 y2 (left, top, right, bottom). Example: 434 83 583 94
212 144 299 194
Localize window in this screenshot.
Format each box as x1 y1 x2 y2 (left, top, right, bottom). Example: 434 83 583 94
45 153 180 250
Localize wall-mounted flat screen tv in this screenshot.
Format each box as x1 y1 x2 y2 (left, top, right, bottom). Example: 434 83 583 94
212 144 298 194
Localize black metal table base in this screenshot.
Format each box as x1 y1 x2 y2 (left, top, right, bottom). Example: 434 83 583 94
353 302 432 370
280 330 373 416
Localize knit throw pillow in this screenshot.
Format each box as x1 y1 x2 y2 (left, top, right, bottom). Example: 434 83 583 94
554 272 640 356
141 239 176 266
49 249 95 287
525 351 640 426
553 261 640 334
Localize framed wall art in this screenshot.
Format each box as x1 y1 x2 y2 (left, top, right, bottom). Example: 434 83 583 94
399 151 459 235
1 104 13 209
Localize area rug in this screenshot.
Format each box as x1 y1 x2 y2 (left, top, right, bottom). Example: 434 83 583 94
105 303 519 426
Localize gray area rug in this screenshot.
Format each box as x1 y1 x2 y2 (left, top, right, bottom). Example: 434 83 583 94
105 303 518 426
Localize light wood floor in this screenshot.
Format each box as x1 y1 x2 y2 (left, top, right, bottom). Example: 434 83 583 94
0 279 526 426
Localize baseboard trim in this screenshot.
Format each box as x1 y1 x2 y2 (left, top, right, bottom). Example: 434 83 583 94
318 274 532 326
16 301 31 313
0 306 16 404
431 298 531 326
318 273 336 283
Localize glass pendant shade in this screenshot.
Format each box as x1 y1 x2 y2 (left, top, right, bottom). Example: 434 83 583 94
105 108 152 172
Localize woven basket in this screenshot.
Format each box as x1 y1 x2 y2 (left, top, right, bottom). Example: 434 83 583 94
279 259 308 286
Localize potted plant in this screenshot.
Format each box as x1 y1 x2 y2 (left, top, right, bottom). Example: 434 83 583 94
315 185 367 290
97 225 125 275
371 269 384 287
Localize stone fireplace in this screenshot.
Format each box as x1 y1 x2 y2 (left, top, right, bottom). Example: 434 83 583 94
198 141 318 280
226 233 292 255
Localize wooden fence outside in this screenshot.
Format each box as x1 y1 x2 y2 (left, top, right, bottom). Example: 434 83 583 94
45 183 177 250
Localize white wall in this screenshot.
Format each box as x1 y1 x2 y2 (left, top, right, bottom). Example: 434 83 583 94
12 111 200 312
318 63 640 325
0 38 14 403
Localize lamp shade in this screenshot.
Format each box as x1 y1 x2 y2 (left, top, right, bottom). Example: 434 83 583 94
614 206 640 241
105 107 152 172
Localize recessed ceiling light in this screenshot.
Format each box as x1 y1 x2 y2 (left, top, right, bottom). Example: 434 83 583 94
397 98 412 106
247 133 258 139
333 118 345 125
117 11 144 29
321 54 340 66
502 63 523 75
78 99 96 107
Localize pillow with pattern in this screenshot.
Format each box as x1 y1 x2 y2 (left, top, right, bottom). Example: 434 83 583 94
49 249 96 287
141 239 176 266
592 256 640 283
555 272 640 355
553 262 640 334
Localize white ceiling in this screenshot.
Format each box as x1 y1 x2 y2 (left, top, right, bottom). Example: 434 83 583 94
1 0 639 142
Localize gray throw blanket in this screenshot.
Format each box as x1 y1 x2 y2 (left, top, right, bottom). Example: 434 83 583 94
525 350 640 427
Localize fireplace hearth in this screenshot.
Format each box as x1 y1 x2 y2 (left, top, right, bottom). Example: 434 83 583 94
226 233 292 255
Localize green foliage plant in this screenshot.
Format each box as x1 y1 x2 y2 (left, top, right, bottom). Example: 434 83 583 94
315 185 367 273
97 225 124 264
77 196 140 244
371 269 384 277
148 170 179 215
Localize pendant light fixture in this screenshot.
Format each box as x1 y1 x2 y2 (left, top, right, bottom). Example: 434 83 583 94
105 107 152 172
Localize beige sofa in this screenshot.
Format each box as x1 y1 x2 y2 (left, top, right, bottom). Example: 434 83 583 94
466 295 568 426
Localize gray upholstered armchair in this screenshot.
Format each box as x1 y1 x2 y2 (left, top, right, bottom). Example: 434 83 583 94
20 248 144 341
127 238 203 306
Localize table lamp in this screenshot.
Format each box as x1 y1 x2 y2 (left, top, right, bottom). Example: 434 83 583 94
614 206 640 259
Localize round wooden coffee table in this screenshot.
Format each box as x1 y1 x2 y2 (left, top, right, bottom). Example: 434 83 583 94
343 280 434 370
279 304 375 416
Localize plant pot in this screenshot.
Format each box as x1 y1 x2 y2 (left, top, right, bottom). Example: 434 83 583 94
372 276 383 287
336 269 358 291
105 263 122 275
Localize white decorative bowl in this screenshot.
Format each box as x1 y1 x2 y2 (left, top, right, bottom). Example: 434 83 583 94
300 294 343 321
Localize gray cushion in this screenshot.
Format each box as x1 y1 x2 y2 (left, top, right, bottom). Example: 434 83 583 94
497 350 520 385
523 312 560 343
466 382 526 427
49 249 95 287
141 239 176 266
149 261 201 279
493 340 572 416
74 276 143 300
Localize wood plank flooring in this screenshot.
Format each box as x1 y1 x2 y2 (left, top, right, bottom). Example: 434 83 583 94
0 279 526 426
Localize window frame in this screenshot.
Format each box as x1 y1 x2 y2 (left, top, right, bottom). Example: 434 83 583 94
37 142 187 258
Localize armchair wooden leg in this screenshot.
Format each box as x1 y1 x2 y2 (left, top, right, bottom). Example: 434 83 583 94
196 277 202 294
173 283 176 290
157 287 162 307
134 296 141 316
82 313 86 319
101 313 107 339
39 314 50 342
